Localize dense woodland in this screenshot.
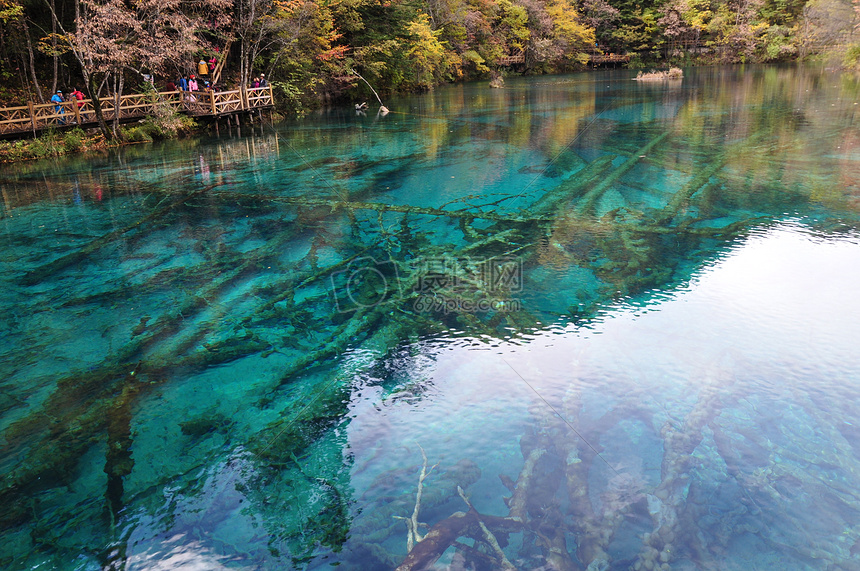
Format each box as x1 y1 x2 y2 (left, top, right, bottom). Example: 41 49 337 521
0 0 857 115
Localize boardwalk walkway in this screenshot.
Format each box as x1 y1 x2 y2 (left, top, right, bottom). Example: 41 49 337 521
0 86 274 137
496 50 631 66
588 52 631 64
498 52 525 66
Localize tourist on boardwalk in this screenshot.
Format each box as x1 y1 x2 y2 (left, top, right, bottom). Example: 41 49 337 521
178 75 188 91
259 73 268 88
198 59 208 77
69 87 85 109
51 90 66 123
189 75 199 92
252 77 260 88
208 56 217 74
165 79 176 91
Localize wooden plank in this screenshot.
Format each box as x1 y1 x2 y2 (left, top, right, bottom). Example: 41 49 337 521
1 105 31 113
0 117 34 127
28 101 36 132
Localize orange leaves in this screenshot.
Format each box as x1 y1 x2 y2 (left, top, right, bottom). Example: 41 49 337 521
318 44 351 60
278 0 307 15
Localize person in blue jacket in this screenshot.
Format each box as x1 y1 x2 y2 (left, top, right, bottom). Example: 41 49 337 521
51 90 65 124
178 75 188 91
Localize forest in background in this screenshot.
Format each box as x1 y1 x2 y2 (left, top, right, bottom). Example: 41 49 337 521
0 0 857 115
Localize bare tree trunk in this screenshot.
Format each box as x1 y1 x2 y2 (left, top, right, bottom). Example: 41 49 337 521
111 70 123 139
51 0 58 93
16 52 30 95
240 39 247 88
87 73 113 140
23 21 45 103
237 0 266 89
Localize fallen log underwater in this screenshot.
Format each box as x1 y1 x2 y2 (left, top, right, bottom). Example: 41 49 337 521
5 123 853 571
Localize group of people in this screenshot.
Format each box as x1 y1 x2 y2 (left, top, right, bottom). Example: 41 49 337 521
166 69 269 97
51 87 86 122
160 51 270 95
168 74 214 94
164 55 220 97
199 56 217 77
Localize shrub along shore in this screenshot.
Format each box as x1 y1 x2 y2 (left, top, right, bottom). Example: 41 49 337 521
0 112 200 163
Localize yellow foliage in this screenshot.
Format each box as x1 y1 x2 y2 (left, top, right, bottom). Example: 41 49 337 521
407 14 447 64
37 33 72 57
684 0 713 31
498 0 531 50
0 0 22 23
406 13 459 86
463 49 490 74
547 0 595 49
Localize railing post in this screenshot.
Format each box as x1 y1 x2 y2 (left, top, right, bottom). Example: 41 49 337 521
73 101 81 125
28 101 37 134
171 91 181 113
240 85 248 111
210 91 216 115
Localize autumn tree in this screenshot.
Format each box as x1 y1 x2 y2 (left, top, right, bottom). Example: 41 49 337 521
605 0 662 52
268 0 354 107
580 0 620 46
405 13 460 88
48 0 229 139
799 0 855 49
546 0 595 65
658 0 710 54
232 0 292 89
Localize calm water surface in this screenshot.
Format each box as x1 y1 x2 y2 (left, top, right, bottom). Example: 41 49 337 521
2 65 860 570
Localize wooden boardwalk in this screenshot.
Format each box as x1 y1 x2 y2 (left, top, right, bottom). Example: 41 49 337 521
498 52 526 66
0 86 274 137
496 50 631 66
588 52 631 64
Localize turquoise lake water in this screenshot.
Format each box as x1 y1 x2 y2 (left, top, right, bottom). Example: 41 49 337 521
1 65 860 570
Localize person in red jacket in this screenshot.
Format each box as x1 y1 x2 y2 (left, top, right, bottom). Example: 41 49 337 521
69 87 85 109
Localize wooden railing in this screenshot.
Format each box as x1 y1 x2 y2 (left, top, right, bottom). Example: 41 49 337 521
0 86 274 136
498 52 525 66
589 52 631 64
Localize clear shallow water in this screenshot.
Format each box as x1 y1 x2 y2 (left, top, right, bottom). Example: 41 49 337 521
1 65 860 570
